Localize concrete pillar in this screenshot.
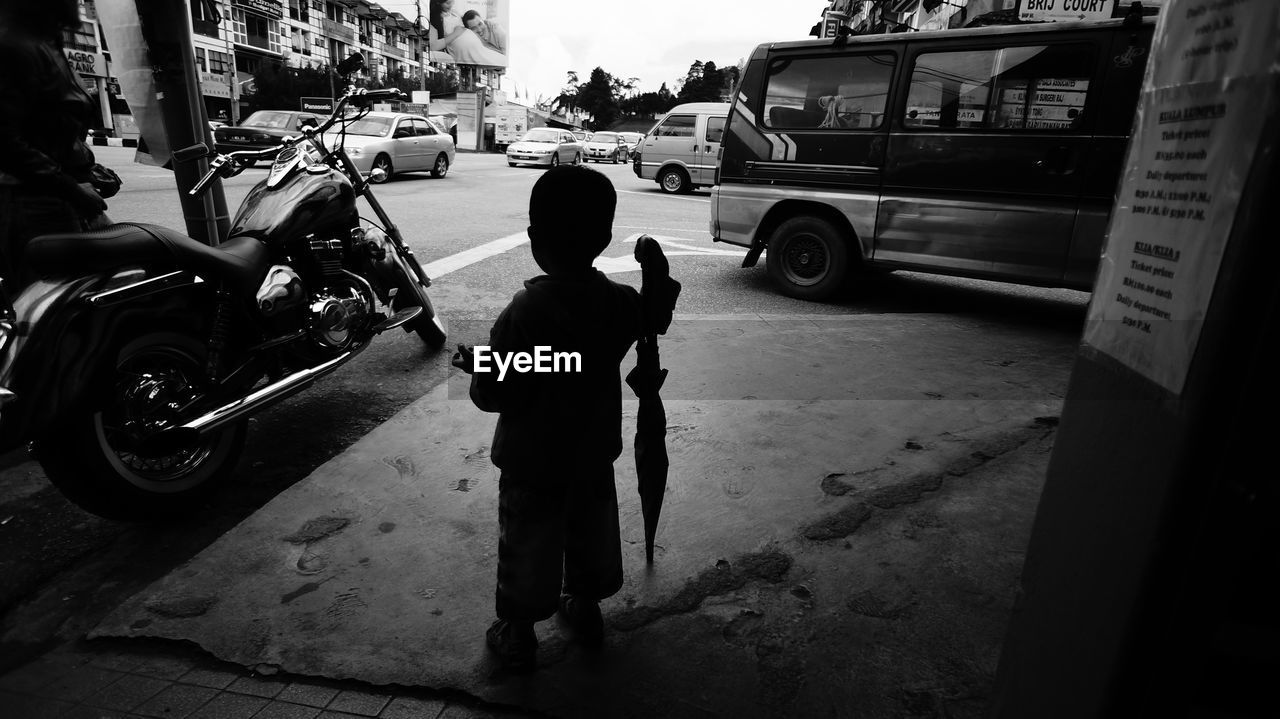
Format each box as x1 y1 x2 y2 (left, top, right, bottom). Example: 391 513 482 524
989 2 1279 717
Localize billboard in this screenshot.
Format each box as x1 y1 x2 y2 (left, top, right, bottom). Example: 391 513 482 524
425 0 509 68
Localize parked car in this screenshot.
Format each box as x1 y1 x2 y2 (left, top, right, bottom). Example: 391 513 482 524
581 131 630 163
339 111 455 182
213 110 324 162
571 129 591 144
618 131 645 159
506 128 583 168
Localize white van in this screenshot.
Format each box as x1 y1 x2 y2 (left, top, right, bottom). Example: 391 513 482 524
632 102 731 194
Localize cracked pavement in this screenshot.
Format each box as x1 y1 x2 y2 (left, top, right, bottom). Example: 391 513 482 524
86 315 1073 718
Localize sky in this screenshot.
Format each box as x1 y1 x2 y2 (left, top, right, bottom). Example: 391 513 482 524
377 0 831 103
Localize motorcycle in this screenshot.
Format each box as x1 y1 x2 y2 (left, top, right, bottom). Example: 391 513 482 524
0 75 446 520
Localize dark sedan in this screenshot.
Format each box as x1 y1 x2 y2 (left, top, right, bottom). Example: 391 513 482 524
213 110 324 161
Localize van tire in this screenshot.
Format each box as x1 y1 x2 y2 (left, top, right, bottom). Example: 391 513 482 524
658 167 689 194
766 216 850 301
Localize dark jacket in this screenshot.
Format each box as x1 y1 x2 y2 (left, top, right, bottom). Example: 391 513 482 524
0 21 97 196
471 270 645 470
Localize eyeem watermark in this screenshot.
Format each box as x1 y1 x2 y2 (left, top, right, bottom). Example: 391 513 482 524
474 345 582 381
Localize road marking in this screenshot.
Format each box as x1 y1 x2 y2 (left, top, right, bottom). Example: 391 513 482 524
422 231 744 279
594 233 745 275
617 189 709 203
614 225 705 233
422 231 528 279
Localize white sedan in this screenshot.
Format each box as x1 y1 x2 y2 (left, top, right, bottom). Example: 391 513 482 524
581 131 630 163
506 128 583 168
340 112 455 183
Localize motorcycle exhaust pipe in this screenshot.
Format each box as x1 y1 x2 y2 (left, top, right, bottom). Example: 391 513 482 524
156 351 352 447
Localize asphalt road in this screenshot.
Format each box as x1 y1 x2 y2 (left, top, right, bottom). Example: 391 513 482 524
0 146 1091 672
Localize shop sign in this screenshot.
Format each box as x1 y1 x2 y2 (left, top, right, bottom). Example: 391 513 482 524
822 11 847 38
232 0 283 19
64 49 107 77
1018 0 1115 22
201 71 232 99
301 96 335 114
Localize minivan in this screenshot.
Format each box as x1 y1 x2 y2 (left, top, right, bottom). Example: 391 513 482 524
711 15 1155 300
634 102 732 194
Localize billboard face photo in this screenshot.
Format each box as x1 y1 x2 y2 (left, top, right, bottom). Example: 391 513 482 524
426 0 509 68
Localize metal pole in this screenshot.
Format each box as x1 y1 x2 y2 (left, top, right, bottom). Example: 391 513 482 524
134 0 230 245
416 0 427 92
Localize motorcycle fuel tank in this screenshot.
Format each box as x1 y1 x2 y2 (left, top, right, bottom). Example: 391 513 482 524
229 166 357 242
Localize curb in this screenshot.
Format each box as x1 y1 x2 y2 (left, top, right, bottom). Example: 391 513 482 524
89 137 140 148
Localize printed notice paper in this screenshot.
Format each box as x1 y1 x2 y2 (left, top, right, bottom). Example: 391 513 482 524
1082 0 1279 394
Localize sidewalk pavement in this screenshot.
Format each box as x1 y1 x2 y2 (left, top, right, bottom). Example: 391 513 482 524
1 313 1079 718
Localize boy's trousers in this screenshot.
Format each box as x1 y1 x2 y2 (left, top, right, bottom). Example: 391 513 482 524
495 462 624 622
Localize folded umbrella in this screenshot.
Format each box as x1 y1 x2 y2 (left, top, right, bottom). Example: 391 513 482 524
628 236 680 563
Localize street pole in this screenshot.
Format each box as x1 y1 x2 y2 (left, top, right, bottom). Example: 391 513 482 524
225 36 238 124
416 0 427 92
134 0 230 245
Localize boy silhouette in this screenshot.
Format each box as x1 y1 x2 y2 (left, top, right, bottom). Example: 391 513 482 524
454 165 678 672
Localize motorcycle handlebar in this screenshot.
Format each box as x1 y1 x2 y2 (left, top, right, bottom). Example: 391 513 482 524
349 88 406 107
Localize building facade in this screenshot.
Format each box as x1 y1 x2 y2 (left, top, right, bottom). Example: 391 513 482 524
67 0 503 134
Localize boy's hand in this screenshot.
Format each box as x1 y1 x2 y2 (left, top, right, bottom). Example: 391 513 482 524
451 343 475 374
634 235 669 277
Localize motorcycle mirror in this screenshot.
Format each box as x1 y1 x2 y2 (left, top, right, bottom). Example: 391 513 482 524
336 52 366 77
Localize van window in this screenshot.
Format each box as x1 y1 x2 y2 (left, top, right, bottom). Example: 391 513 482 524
656 115 696 137
905 44 1095 131
762 53 895 130
705 116 726 143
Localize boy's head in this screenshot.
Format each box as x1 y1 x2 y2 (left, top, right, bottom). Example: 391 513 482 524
528 165 616 274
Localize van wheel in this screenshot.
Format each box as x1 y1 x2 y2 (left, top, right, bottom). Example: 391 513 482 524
766 216 850 301
659 167 689 194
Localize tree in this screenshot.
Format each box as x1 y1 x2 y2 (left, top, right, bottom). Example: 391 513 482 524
577 67 621 129
675 60 704 100
244 62 332 113
676 60 729 103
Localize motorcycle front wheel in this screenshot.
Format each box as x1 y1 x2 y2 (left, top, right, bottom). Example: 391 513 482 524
390 255 447 350
39 330 247 521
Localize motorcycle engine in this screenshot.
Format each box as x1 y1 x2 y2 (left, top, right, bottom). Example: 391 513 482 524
307 279 374 351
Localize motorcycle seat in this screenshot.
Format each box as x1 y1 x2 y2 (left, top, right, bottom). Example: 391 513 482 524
25 222 270 292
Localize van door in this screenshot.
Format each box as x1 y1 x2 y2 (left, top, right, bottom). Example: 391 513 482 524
691 114 727 186
645 113 697 177
877 39 1101 283
1062 25 1152 288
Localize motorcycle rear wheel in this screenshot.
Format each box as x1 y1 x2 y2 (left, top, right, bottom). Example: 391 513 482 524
40 331 247 521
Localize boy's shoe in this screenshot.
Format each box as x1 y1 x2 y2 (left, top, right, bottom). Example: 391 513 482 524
558 593 604 648
486 619 537 672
